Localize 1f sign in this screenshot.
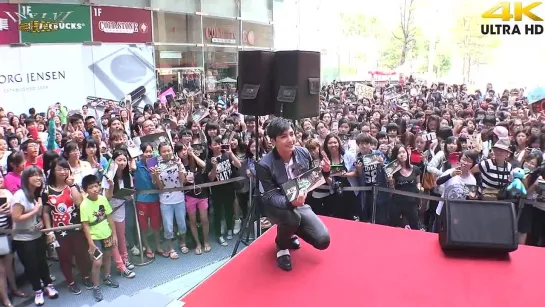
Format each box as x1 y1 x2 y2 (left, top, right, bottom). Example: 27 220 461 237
93 7 102 17
482 2 543 21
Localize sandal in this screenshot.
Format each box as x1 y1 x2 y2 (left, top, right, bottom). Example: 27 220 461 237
195 246 202 255
203 243 212 253
145 249 155 259
157 249 169 258
11 290 28 298
180 244 189 254
168 250 179 259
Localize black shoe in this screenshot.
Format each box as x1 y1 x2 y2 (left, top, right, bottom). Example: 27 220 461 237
277 254 292 271
290 236 301 250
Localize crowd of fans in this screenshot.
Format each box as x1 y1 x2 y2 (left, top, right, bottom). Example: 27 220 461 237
0 78 544 306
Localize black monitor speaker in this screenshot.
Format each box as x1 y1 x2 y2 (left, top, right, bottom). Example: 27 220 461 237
272 50 320 120
438 199 518 253
237 50 276 116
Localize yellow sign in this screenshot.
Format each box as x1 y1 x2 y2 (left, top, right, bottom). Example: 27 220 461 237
482 2 543 21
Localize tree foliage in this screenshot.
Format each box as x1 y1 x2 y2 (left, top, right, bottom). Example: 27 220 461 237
451 1 501 82
393 0 417 66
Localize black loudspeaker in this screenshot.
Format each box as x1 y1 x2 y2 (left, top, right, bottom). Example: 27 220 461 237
273 50 320 120
438 200 518 253
237 51 276 116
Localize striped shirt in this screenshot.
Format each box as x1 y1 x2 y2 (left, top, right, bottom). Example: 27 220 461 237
479 159 512 190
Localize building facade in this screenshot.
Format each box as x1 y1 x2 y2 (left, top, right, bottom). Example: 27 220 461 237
0 0 275 113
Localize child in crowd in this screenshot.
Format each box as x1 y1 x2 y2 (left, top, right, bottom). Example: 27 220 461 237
80 175 119 302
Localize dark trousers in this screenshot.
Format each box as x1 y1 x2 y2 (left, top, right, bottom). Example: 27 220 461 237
264 204 330 251
390 198 419 229
236 192 250 220
57 232 91 284
211 188 235 235
323 192 359 220
14 236 53 291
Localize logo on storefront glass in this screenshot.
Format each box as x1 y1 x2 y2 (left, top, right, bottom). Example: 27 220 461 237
98 21 148 34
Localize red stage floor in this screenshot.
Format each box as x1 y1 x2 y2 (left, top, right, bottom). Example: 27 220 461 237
181 217 545 307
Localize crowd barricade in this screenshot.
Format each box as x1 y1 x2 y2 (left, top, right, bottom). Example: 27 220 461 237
3 180 542 238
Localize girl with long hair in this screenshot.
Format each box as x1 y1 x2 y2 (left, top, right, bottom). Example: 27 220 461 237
387 145 423 229
42 158 92 294
104 150 136 278
322 133 359 220
176 143 210 254
12 166 58 305
0 172 26 307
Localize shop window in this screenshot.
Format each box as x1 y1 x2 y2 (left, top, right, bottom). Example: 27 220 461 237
241 0 272 23
202 16 240 46
91 0 150 7
201 0 238 19
155 45 203 93
153 12 202 44
204 46 237 94
151 0 200 14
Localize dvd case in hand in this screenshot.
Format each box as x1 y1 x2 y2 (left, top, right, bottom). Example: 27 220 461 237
281 166 326 202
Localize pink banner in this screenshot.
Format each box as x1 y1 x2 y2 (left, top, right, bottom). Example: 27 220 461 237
158 87 175 103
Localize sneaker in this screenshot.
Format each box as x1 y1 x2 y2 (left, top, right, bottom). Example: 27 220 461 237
34 290 45 306
83 277 93 290
44 284 59 299
218 236 228 246
93 286 103 302
125 260 135 270
103 275 119 288
130 245 140 256
121 269 136 279
68 282 81 295
233 219 242 234
226 230 233 240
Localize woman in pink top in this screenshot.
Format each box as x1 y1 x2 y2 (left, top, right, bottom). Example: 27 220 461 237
4 152 25 194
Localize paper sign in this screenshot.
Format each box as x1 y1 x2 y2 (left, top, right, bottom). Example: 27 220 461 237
158 88 175 103
355 83 374 100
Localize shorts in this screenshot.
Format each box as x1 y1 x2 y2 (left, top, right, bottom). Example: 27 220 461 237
136 201 162 232
185 195 208 214
93 235 114 252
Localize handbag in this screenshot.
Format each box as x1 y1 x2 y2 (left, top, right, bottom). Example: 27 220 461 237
0 235 12 256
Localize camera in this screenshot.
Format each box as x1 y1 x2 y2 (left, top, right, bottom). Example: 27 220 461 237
331 181 343 195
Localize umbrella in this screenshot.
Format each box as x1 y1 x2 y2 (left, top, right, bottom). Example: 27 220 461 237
527 87 545 104
218 77 237 83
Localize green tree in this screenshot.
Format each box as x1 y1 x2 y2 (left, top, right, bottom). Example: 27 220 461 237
418 38 452 77
393 0 418 66
452 2 501 82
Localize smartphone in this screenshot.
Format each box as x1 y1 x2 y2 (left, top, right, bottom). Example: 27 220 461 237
221 144 230 150
146 157 158 169
93 248 103 261
0 197 6 206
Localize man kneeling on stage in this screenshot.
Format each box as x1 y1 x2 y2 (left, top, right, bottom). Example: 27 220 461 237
255 118 331 271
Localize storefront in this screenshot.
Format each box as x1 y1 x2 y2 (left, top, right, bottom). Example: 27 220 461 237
152 7 274 95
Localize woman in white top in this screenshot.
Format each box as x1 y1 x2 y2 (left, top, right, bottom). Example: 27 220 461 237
104 150 136 279
433 150 479 232
151 142 187 259
0 172 26 307
11 166 58 306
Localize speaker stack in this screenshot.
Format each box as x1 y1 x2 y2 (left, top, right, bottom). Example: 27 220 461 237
237 50 320 119
438 199 518 253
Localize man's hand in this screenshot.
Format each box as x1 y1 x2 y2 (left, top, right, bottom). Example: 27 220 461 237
291 189 307 207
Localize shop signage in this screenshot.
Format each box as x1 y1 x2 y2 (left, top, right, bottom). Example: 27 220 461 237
242 30 254 45
0 4 91 44
0 4 20 44
205 27 236 44
91 6 152 43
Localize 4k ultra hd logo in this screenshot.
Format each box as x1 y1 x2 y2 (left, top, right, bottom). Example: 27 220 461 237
481 2 544 35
